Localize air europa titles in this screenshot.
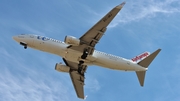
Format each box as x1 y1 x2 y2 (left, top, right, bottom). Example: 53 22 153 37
37 36 50 41
132 52 150 62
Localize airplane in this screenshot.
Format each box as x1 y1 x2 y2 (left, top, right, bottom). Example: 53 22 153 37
13 2 161 99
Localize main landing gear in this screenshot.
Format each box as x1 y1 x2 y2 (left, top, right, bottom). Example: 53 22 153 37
81 49 88 59
78 49 88 75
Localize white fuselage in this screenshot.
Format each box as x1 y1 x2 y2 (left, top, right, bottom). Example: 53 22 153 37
13 34 147 71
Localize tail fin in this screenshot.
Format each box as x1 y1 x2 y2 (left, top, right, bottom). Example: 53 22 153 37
136 49 161 86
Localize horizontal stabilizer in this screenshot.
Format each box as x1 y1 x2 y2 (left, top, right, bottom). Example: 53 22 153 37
136 71 146 86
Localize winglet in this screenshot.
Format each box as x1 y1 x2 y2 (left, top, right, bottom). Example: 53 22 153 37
136 49 161 86
84 95 88 100
116 2 126 9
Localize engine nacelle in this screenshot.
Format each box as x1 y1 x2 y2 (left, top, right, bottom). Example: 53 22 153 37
55 63 70 73
64 36 80 46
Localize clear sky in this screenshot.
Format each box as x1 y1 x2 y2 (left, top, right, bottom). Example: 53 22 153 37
0 0 180 101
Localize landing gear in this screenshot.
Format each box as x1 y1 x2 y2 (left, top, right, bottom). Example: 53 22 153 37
79 60 84 65
20 42 27 49
24 46 27 49
78 49 89 75
78 60 84 75
81 49 88 59
78 66 83 74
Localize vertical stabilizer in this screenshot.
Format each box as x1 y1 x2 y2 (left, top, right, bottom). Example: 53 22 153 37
136 49 161 86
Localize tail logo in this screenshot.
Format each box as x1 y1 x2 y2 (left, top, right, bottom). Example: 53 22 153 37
132 52 150 62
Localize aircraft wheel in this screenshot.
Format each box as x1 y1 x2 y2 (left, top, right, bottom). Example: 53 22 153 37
81 49 88 59
24 46 27 49
78 67 82 74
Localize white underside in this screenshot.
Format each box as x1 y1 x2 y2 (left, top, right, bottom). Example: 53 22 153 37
16 35 147 72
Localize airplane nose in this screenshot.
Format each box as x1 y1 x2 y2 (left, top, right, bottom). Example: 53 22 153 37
12 36 20 42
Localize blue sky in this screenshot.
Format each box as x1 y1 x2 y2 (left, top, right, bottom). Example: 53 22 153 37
0 0 180 101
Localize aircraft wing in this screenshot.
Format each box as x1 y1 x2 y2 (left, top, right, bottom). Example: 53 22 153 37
69 2 126 54
80 2 125 47
63 2 126 99
63 58 87 99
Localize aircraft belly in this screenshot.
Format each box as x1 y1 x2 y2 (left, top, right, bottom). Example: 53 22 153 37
32 39 67 57
63 49 97 65
114 61 144 71
63 49 82 64
116 61 146 71
94 56 141 71
94 57 119 69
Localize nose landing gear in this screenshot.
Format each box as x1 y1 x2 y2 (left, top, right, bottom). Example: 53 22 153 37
20 42 27 49
24 46 27 49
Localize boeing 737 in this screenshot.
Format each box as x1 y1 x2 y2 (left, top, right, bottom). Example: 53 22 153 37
13 2 161 99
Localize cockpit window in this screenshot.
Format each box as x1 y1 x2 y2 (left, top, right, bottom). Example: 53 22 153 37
30 35 34 38
18 34 26 38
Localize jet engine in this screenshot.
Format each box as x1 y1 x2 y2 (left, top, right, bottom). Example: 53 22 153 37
55 63 70 73
64 36 80 46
